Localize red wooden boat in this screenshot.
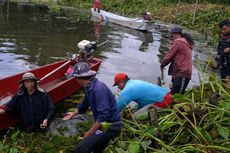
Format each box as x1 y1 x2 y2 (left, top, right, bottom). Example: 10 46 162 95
0 58 101 131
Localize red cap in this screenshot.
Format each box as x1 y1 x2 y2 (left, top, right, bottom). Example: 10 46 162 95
113 73 127 86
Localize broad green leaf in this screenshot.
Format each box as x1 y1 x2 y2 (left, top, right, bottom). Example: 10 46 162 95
10 130 20 142
68 108 77 112
0 142 4 152
101 122 112 132
128 141 140 153
140 140 151 152
135 112 148 121
217 126 229 139
203 130 213 142
145 127 157 136
115 147 127 153
9 147 19 153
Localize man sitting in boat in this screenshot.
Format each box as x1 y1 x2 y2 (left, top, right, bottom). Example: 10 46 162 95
142 12 152 21
113 72 172 116
0 72 54 130
63 62 122 153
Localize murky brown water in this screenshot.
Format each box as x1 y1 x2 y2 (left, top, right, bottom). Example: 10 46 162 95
0 2 213 93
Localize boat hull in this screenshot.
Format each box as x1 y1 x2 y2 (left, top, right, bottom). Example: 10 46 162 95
0 58 101 131
91 8 154 31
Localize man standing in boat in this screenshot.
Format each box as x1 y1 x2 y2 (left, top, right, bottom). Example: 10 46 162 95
161 26 194 94
0 72 54 130
113 72 173 115
93 0 101 13
63 62 122 153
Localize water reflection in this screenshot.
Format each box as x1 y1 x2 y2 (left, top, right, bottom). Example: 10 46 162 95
91 16 154 52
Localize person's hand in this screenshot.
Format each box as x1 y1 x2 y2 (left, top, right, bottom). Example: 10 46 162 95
63 111 77 121
0 109 6 114
40 119 48 128
224 48 230 54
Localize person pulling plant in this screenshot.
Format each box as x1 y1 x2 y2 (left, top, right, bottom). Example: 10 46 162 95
63 62 122 153
113 72 173 118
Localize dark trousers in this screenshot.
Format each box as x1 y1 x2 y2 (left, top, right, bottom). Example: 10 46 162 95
76 128 121 153
171 77 190 95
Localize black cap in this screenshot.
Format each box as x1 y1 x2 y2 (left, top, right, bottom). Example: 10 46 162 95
219 19 230 28
169 26 182 35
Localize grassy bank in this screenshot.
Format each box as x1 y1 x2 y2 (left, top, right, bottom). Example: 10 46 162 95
49 0 229 45
23 0 229 44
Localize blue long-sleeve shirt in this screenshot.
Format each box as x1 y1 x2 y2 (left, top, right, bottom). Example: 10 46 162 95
117 80 169 111
78 78 121 124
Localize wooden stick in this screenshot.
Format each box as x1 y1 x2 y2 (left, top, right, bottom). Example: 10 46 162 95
192 0 199 25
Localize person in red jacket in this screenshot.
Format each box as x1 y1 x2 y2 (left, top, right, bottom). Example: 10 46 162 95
161 26 194 94
93 0 101 13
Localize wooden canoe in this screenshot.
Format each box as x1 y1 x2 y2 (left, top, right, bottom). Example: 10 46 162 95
91 8 154 31
0 58 101 131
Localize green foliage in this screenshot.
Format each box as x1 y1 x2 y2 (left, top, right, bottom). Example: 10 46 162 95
106 75 230 152
162 0 230 5
0 129 79 153
48 3 60 15
178 7 230 44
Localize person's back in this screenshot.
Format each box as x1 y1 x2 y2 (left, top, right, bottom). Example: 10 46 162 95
161 27 194 94
117 79 169 111
85 78 121 123
63 62 122 153
164 37 192 80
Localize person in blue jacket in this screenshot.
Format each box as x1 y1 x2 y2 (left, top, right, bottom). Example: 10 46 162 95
63 62 122 153
113 72 173 115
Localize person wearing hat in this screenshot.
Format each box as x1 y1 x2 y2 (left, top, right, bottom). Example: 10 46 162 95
63 62 122 153
161 26 194 94
0 72 54 130
217 19 230 88
113 72 173 115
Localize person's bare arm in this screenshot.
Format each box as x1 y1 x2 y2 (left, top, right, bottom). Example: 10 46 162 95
84 122 101 137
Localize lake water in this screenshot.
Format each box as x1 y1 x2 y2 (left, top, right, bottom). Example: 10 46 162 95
0 2 212 93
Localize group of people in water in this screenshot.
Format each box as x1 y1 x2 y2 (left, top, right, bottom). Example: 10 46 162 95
0 18 229 153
